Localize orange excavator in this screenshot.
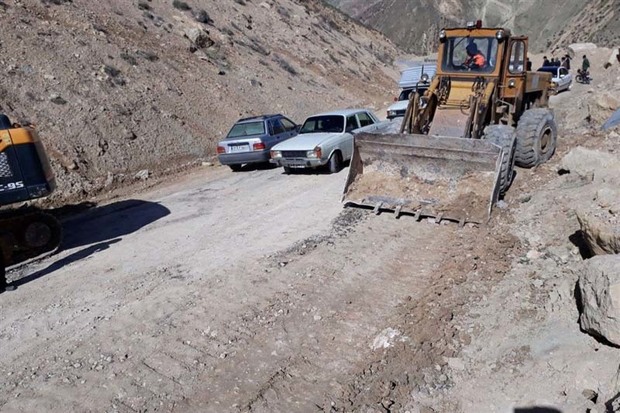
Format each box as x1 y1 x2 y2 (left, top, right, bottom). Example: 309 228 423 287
0 113 61 290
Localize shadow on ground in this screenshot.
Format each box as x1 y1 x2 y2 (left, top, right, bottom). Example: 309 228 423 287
514 407 562 413
8 200 170 289
58 199 170 250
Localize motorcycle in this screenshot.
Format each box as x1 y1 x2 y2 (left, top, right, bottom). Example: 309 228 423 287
576 69 592 84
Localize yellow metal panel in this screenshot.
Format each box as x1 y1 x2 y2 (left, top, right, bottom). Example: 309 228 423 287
445 81 476 105
0 130 12 154
8 127 37 144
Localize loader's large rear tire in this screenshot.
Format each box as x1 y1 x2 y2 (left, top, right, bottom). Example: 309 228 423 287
515 108 557 168
482 125 516 197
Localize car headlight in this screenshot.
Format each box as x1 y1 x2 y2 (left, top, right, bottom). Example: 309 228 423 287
306 147 322 158
271 150 282 159
388 110 397 117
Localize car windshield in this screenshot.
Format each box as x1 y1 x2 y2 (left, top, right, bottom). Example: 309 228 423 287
398 89 414 101
226 121 265 138
441 36 498 73
299 115 345 134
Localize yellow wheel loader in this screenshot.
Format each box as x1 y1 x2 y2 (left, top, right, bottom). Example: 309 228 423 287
343 22 557 225
0 113 61 278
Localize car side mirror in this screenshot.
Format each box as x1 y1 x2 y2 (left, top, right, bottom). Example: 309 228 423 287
559 74 565 79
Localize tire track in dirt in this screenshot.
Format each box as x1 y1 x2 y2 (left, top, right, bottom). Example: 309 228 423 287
161 213 485 412
329 218 521 412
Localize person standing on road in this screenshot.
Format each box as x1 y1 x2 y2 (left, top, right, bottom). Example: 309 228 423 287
543 56 550 66
582 55 591 73
564 54 572 70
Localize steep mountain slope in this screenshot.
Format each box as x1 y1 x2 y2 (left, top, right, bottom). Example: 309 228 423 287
0 0 397 203
328 0 620 54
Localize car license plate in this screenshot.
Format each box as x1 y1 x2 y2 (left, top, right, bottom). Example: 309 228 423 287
229 144 249 153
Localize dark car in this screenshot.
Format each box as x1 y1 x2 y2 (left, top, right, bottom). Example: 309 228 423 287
217 114 298 171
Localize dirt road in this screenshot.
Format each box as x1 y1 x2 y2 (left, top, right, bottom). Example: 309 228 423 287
2 71 618 412
0 161 469 412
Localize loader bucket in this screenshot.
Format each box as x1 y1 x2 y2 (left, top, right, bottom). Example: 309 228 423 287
342 133 505 225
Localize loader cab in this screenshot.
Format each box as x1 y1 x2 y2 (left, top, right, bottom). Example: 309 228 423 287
438 27 509 77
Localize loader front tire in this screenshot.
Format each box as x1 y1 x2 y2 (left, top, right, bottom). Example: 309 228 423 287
482 125 516 197
515 108 557 168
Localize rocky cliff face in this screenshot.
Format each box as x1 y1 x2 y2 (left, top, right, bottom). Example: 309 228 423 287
0 0 397 203
327 0 620 54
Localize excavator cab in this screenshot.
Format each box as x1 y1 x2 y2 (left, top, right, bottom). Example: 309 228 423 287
0 114 61 269
0 114 56 204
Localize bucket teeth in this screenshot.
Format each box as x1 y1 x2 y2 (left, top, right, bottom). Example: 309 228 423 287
342 132 504 225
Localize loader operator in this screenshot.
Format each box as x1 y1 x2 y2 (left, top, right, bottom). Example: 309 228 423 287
463 43 486 70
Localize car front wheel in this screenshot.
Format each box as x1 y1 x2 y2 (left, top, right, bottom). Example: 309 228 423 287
328 152 342 174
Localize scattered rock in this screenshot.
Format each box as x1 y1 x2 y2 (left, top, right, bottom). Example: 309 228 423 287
446 357 465 371
582 388 598 403
201 161 213 167
184 27 215 49
577 255 620 346
193 9 212 24
134 169 150 180
597 93 620 111
526 250 542 260
370 328 401 350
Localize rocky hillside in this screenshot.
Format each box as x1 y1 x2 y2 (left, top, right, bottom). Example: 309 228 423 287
327 0 620 55
0 0 397 203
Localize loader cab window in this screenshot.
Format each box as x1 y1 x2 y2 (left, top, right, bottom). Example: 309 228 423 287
508 40 526 74
441 37 498 73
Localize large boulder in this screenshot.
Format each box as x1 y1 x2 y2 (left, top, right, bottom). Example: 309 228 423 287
604 48 619 68
558 147 620 183
578 255 620 346
568 43 598 58
577 211 620 255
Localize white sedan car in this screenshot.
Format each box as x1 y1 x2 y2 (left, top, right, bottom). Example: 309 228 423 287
270 109 381 174
537 66 573 93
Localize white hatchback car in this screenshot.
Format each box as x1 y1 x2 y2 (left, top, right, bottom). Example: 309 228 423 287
537 66 573 93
